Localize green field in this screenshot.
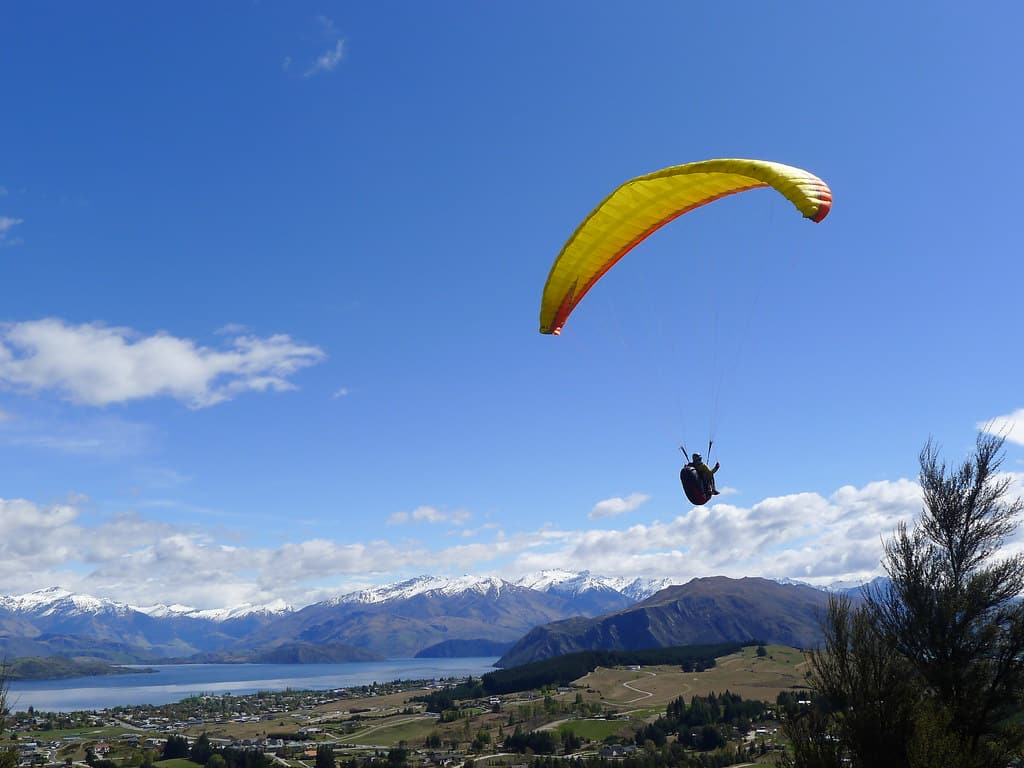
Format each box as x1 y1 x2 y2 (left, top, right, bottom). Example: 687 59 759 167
154 760 203 768
556 719 635 741
346 715 440 746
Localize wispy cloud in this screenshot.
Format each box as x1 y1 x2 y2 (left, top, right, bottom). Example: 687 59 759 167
388 505 472 526
316 15 339 37
305 39 345 77
0 216 22 245
589 492 651 519
0 319 325 408
982 410 1024 446
0 413 155 458
332 387 350 399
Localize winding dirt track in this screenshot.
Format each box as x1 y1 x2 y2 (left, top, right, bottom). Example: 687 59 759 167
621 670 657 703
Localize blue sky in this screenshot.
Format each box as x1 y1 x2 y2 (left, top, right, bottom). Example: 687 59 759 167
1 2 1022 610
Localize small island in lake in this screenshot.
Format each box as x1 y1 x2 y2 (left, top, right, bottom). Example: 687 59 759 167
4 657 155 681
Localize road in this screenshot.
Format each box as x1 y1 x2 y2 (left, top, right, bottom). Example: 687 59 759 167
621 670 656 704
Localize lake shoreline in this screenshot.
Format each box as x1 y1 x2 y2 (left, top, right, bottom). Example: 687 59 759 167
6 657 499 713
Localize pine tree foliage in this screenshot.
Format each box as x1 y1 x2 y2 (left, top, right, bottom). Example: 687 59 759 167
869 433 1024 762
783 433 1024 768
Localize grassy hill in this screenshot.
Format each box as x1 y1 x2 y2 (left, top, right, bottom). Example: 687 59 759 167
577 644 808 708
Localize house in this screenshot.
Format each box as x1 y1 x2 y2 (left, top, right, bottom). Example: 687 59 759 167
599 745 636 758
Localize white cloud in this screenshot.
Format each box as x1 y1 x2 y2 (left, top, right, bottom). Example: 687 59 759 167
0 319 325 408
0 408 12 422
388 505 472 526
514 480 924 587
305 39 344 77
982 410 1024 445
589 492 651 519
332 387 350 398
1 474 1018 612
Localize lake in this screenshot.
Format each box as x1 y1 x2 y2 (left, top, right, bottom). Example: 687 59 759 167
6 657 499 713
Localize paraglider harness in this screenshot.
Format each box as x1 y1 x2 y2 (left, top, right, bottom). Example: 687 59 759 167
679 442 718 506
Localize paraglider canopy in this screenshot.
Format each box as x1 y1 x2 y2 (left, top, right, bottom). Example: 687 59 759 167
539 158 832 335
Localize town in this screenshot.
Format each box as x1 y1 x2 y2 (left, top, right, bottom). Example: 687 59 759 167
3 649 796 768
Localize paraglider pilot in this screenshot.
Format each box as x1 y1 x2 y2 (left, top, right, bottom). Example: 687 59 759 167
690 453 720 497
679 449 720 506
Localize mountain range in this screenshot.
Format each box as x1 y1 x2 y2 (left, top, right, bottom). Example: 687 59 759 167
0 573 877 666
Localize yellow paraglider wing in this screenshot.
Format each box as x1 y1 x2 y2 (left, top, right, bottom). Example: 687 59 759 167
539 158 832 335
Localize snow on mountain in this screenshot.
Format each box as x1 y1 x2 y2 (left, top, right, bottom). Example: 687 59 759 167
514 569 587 592
133 602 198 619
330 574 513 605
0 587 292 624
325 571 682 608
768 576 888 598
514 569 620 596
134 600 293 621
0 586 135 617
606 576 678 602
188 599 293 621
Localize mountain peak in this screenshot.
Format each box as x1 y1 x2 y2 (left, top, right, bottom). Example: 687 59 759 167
329 574 515 605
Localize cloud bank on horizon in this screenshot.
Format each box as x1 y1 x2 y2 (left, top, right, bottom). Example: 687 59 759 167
3 471 1021 612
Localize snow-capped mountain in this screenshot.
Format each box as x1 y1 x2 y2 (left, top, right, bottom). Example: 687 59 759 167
0 586 292 623
324 571 679 611
513 570 677 610
771 576 888 596
329 574 513 606
0 586 296 662
136 600 293 621
0 571 851 664
0 585 136 618
606 576 678 602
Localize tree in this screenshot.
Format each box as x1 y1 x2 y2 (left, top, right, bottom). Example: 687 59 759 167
783 433 1024 768
0 661 12 768
191 733 213 765
315 744 335 768
784 595 920 768
869 433 1024 763
162 735 189 760
0 660 9 737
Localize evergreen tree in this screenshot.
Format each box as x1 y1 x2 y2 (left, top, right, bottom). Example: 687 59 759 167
315 744 336 768
162 735 189 760
868 433 1024 763
783 433 1024 767
191 733 213 765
